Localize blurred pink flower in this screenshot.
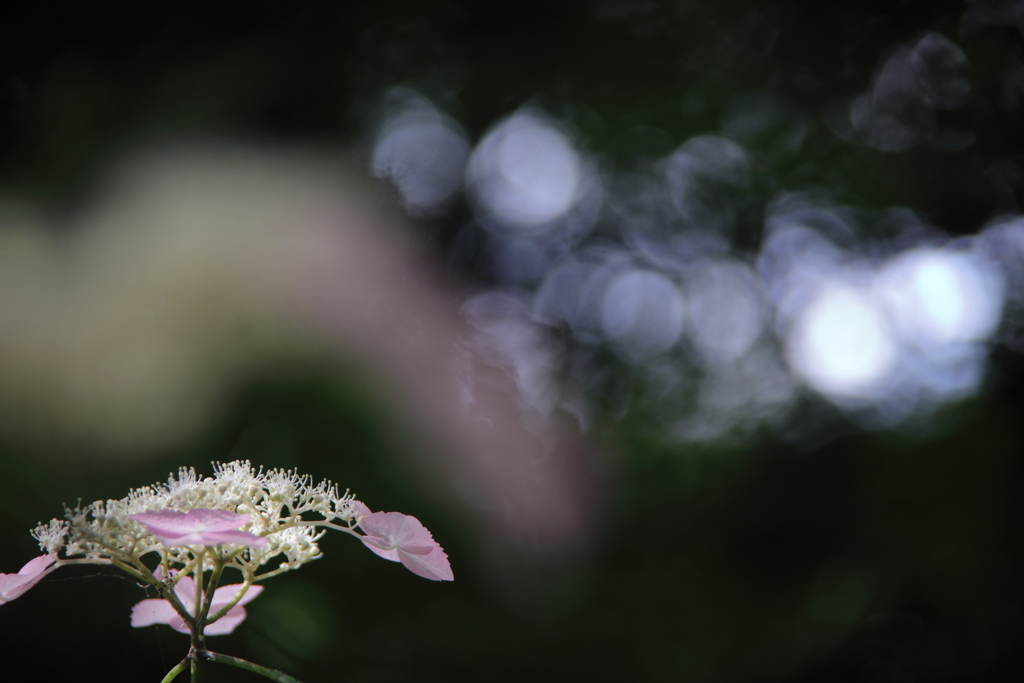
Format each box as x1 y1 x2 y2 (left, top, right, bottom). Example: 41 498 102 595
0 555 57 604
357 506 453 581
130 508 267 547
131 575 263 635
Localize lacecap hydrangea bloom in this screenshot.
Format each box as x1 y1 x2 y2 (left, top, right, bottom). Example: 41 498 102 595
11 460 452 682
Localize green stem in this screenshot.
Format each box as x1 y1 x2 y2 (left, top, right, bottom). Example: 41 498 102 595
202 651 304 683
197 553 225 633
151 575 196 629
159 656 190 683
296 519 363 538
52 557 113 566
189 549 208 683
205 579 253 625
116 554 195 629
107 556 151 584
193 549 205 625
157 584 195 632
251 566 293 583
191 651 203 683
170 555 202 589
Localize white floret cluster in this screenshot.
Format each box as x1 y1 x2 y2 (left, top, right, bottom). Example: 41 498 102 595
31 460 361 576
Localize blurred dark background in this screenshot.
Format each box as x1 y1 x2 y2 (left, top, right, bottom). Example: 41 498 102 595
2 2 1024 682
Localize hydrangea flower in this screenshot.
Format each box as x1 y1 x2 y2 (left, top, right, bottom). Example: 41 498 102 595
356 503 454 581
31 461 453 585
0 555 57 604
17 461 453 681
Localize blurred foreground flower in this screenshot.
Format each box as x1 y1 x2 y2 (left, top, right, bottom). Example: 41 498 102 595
0 145 598 568
0 555 57 604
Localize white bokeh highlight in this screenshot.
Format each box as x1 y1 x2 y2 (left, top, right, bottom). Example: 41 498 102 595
601 268 686 361
371 93 470 215
877 247 1005 350
685 259 765 367
786 283 898 400
467 111 586 231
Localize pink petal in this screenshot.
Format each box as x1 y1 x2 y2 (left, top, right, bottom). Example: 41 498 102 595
359 511 453 581
203 607 247 635
183 509 254 532
398 547 454 582
360 512 437 550
173 576 197 609
168 614 191 634
352 501 372 520
0 555 57 603
360 537 401 562
211 583 263 609
18 555 56 578
156 532 206 545
131 509 249 535
396 544 435 556
130 509 265 547
0 575 34 603
131 585 259 635
131 599 179 627
195 529 267 548
359 511 409 543
132 509 234 533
